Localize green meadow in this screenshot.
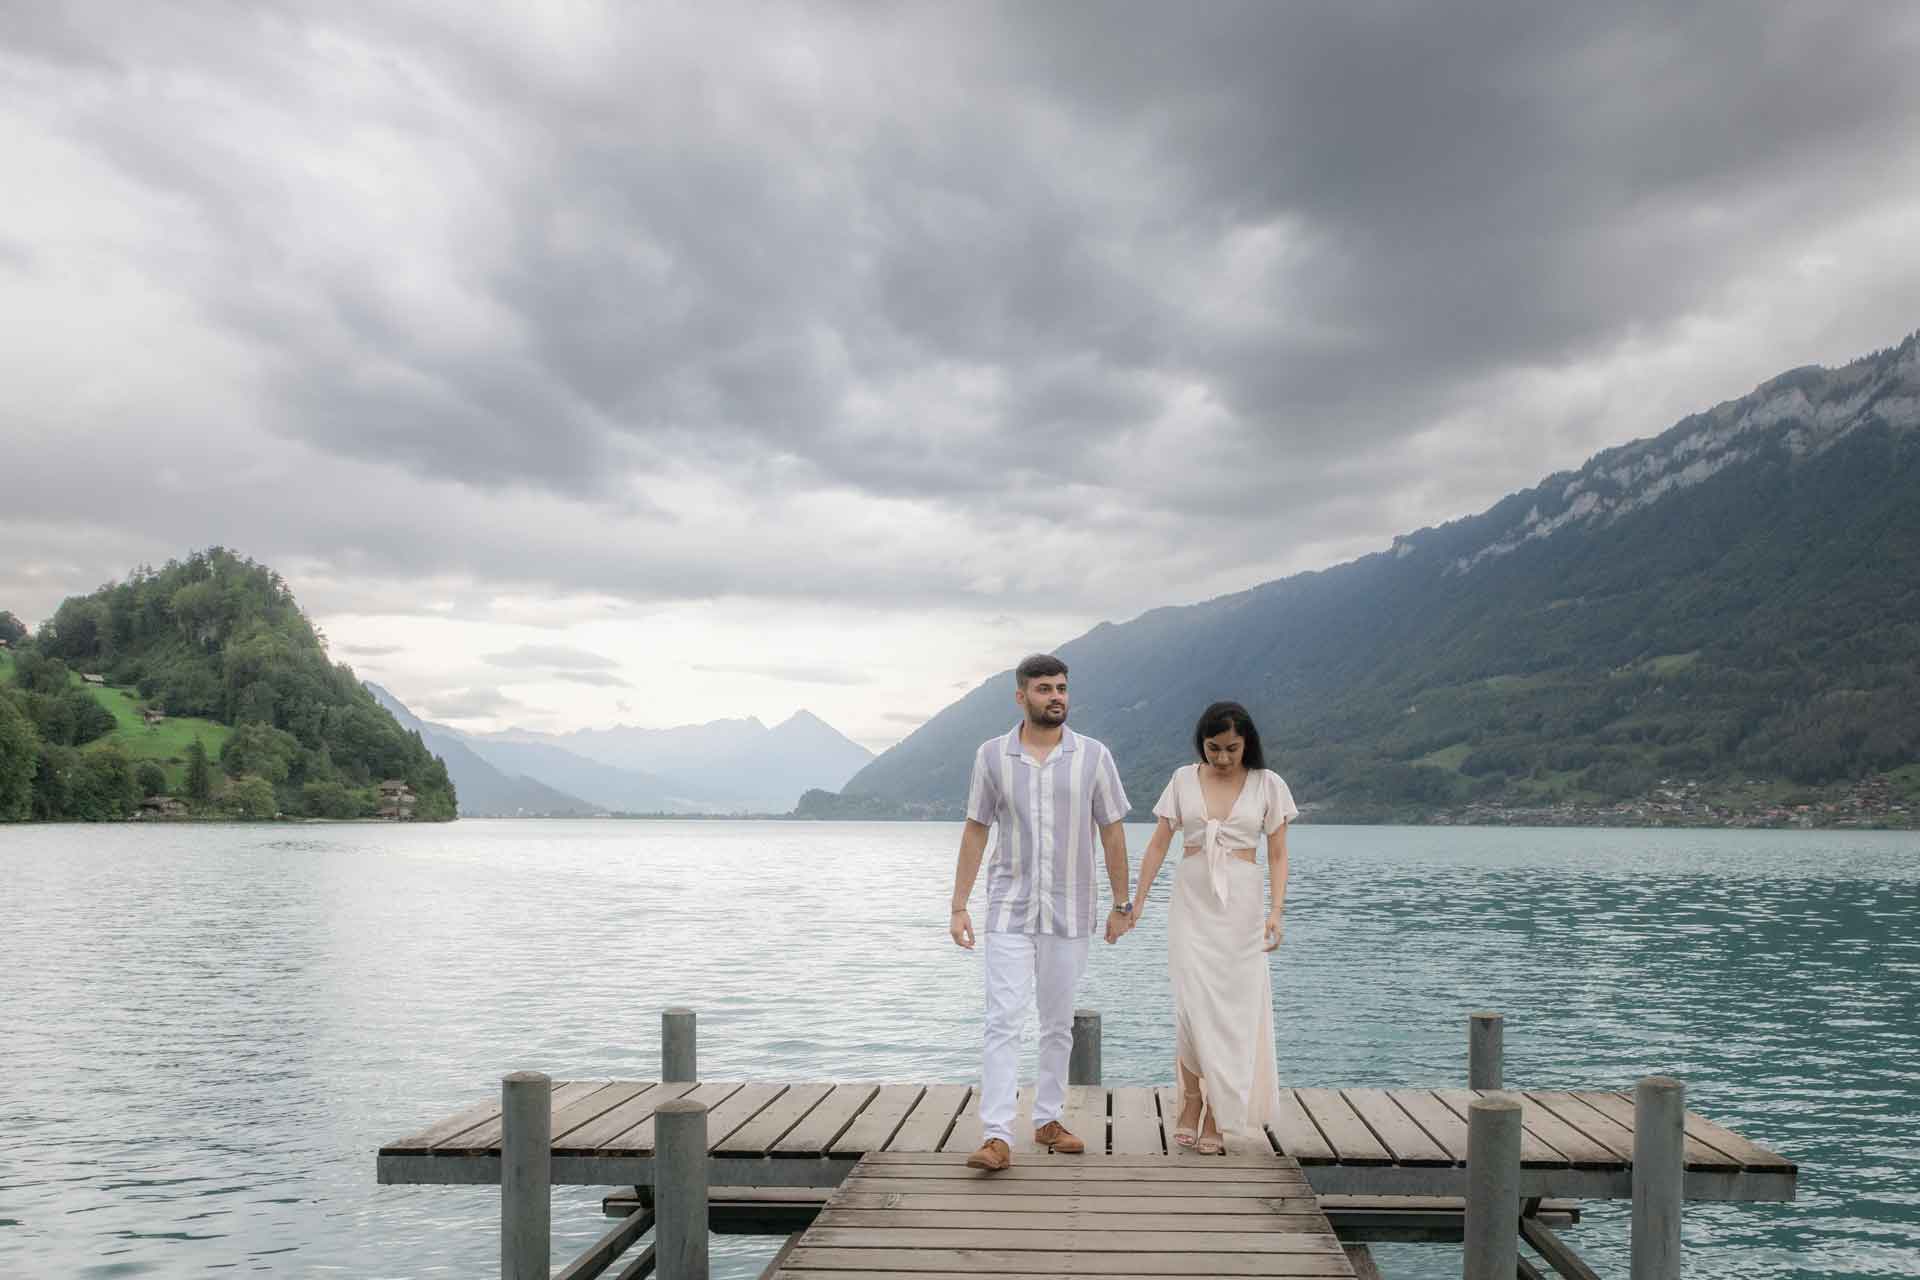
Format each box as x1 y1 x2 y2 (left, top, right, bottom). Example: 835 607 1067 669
2 648 230 787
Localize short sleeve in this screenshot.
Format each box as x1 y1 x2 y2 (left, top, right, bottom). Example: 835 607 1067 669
965 746 1000 826
1264 771 1300 834
1090 745 1131 827
1151 770 1181 827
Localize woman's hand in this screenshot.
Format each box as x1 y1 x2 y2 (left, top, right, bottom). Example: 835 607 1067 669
1263 911 1284 952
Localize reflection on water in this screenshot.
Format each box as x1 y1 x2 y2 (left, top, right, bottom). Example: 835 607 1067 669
1 821 1916 1277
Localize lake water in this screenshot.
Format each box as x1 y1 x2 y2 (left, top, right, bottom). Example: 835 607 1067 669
2 820 1917 1278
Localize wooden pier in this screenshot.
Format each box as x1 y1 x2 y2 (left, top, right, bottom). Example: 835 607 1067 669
375 1010 1798 1279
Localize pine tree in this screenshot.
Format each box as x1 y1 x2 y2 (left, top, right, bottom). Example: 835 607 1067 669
185 738 211 804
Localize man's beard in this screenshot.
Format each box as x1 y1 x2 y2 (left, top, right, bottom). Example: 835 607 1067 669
1027 703 1067 726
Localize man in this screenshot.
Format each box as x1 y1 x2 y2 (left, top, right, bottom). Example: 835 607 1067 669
949 653 1133 1171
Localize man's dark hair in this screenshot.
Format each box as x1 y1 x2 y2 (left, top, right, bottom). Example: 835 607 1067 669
1015 653 1068 688
1193 700 1267 771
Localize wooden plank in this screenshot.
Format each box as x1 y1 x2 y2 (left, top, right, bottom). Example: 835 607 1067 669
1380 1090 1468 1163
778 1249 1354 1275
1057 1085 1106 1153
1295 1089 1391 1165
841 1178 1315 1198
1568 1091 1727 1171
843 1161 1307 1183
701 1083 792 1150
435 1080 603 1154
1524 1092 1636 1163
797 1228 1343 1253
383 1097 502 1154
832 1085 924 1156
778 1084 881 1156
1433 1090 1567 1168
606 1082 741 1151
720 1083 835 1156
1157 1084 1185 1153
1506 1093 1629 1169
1339 1089 1451 1166
860 1151 1291 1170
815 1209 1333 1233
1676 1107 1796 1173
943 1086 1039 1155
551 1081 656 1145
886 1085 971 1153
1268 1090 1336 1163
1109 1086 1163 1155
559 1081 700 1155
829 1193 1322 1214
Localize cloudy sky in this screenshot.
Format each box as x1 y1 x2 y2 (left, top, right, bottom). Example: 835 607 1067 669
4 2 1918 748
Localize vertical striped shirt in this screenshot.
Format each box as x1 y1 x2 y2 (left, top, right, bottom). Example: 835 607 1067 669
965 724 1131 938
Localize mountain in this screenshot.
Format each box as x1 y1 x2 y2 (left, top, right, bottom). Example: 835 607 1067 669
367 683 599 817
844 333 1920 821
464 709 874 812
0 548 457 821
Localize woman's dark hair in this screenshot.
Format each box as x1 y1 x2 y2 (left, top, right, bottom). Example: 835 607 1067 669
1192 700 1266 771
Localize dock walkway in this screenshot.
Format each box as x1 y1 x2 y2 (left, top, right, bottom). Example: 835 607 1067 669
768 1151 1356 1279
377 1079 1797 1203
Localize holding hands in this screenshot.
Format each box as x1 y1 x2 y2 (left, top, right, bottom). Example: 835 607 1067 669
1103 905 1136 945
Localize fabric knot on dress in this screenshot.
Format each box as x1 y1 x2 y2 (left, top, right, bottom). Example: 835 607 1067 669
1201 817 1230 904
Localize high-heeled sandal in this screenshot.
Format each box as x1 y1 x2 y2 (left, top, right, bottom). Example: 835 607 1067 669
1194 1097 1223 1155
1172 1087 1203 1148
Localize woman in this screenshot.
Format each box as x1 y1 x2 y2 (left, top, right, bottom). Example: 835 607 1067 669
1133 701 1296 1154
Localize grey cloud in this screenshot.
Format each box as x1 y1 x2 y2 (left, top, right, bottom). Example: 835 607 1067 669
883 711 930 725
3 2 1919 626
485 644 620 670
416 686 525 720
553 671 632 688
339 644 403 657
693 663 873 686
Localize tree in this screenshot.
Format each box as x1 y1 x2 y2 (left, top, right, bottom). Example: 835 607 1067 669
0 610 26 647
226 775 276 820
69 744 136 821
136 761 168 798
185 738 212 804
0 694 37 820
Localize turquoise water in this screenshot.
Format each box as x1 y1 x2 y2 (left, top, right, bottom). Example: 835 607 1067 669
1 820 1915 1277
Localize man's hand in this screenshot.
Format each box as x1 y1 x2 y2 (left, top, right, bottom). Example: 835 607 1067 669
951 908 976 949
1104 908 1132 944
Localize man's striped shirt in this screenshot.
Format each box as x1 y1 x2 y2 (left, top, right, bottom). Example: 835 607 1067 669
965 724 1130 938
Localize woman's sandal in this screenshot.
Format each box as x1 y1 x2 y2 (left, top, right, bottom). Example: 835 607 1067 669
1192 1095 1223 1155
1172 1087 1203 1148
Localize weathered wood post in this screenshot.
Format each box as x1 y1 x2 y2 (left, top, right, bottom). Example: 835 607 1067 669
1070 1010 1102 1086
1469 1011 1504 1089
500 1070 551 1280
655 1098 710 1279
663 1007 697 1082
1463 1093 1521 1280
1632 1076 1685 1280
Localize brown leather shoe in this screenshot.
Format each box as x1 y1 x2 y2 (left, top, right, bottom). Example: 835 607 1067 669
965 1138 1011 1171
1034 1121 1085 1154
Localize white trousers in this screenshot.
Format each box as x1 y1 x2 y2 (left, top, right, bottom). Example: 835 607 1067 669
981 930 1091 1145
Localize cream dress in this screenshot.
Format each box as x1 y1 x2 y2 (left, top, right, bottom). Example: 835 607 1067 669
1152 764 1298 1142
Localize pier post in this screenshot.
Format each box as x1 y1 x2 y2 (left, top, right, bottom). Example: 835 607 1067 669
663 1007 697 1082
1070 1010 1102 1086
1632 1076 1685 1280
1468 1011 1504 1089
500 1070 551 1280
656 1099 710 1279
1463 1093 1520 1280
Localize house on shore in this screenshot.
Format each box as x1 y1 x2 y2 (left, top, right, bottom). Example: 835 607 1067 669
142 706 166 726
377 780 417 820
137 795 190 819
82 673 106 686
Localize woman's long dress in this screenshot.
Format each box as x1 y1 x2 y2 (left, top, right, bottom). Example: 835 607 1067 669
1153 764 1297 1142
